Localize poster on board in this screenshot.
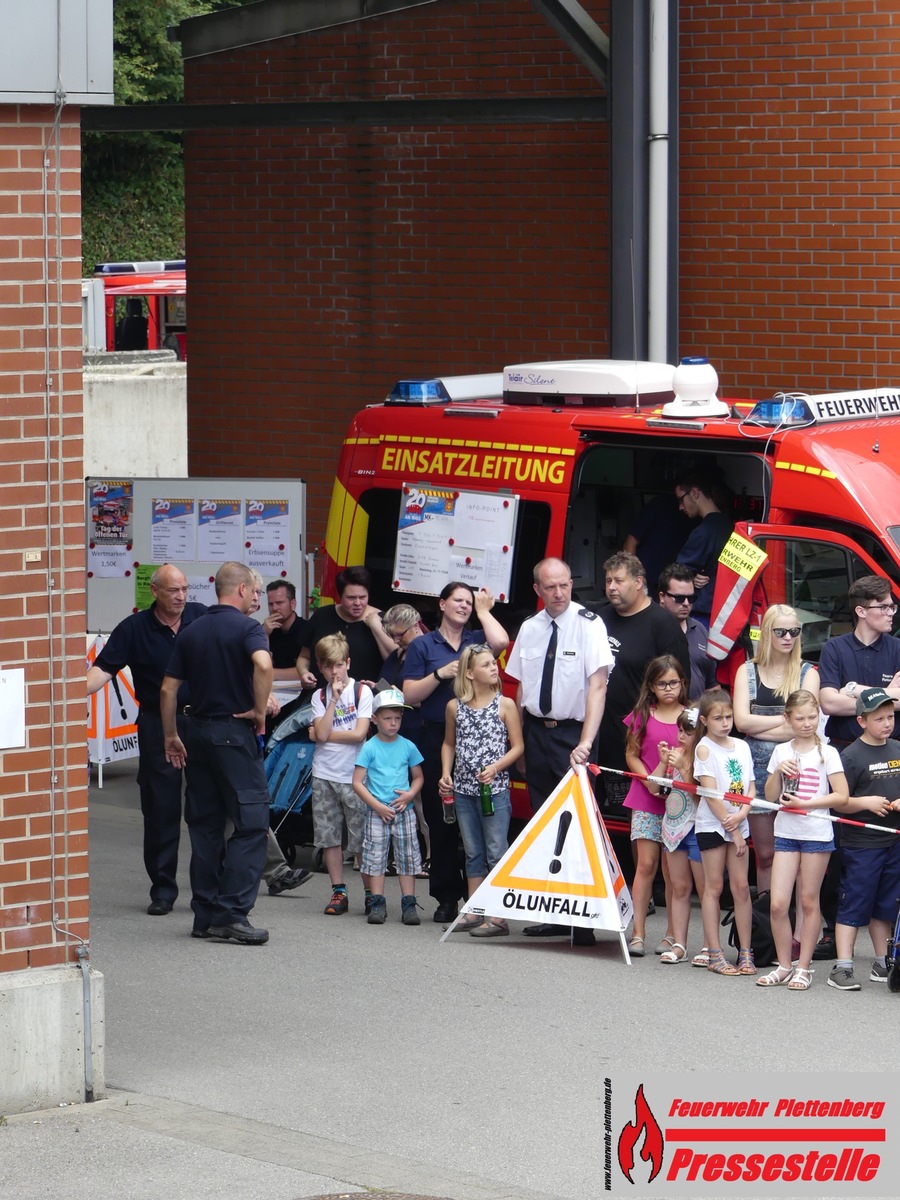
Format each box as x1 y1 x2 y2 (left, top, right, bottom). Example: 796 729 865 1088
392 483 518 599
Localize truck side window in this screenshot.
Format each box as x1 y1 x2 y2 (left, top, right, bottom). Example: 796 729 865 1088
754 535 875 657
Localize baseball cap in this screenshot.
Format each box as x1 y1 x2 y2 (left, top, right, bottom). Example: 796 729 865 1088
372 687 411 713
855 686 893 715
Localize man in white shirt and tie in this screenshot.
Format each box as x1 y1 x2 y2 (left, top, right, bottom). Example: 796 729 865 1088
505 557 613 940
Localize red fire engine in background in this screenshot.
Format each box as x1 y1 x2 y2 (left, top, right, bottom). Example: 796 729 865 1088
82 260 187 359
321 357 900 827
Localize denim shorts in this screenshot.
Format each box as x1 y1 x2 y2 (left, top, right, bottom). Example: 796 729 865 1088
774 836 835 855
677 827 703 864
837 841 900 927
455 788 511 878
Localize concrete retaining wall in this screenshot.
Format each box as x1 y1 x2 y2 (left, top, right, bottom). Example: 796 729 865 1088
0 965 105 1114
84 353 188 477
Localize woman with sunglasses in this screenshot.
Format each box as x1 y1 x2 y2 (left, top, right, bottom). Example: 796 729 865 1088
733 604 819 893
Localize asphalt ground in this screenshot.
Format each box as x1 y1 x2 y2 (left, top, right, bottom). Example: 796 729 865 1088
1 758 895 1200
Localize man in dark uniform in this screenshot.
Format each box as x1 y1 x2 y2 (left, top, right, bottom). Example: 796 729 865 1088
161 561 273 945
86 563 206 916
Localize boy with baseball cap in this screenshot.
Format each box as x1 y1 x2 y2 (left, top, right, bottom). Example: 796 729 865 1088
352 688 424 925
829 687 900 990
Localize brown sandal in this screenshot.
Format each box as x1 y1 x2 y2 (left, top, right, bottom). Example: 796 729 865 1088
737 948 756 975
707 950 740 976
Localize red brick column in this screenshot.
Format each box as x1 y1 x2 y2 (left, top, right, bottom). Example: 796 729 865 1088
0 104 88 973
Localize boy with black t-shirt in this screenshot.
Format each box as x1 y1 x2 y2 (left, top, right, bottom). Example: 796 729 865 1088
829 688 900 991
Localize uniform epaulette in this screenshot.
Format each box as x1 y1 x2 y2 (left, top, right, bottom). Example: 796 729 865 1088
578 607 598 620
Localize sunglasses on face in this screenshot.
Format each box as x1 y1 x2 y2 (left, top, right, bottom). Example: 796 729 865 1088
665 591 696 604
772 627 801 638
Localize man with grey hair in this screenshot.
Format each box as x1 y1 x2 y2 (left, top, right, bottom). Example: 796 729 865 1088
506 557 613 941
87 563 207 916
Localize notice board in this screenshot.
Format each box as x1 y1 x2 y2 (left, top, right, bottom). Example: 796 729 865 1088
86 477 306 633
392 482 519 600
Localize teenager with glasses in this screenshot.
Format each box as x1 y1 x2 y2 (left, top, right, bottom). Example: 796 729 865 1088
814 574 900 961
732 604 819 893
657 563 719 700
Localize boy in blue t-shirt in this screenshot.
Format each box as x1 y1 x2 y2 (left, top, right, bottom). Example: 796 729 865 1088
353 688 424 926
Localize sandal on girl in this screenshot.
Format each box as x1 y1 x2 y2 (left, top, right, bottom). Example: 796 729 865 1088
628 936 645 958
756 964 794 987
707 950 740 976
692 947 710 968
655 935 676 955
787 966 813 990
660 942 687 964
737 948 757 975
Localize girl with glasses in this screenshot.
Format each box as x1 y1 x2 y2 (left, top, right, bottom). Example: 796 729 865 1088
732 604 820 894
621 655 688 956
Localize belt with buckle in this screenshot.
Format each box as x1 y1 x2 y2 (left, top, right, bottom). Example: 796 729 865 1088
526 713 580 729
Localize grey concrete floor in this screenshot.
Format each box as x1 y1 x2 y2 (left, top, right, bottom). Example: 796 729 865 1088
2 759 895 1200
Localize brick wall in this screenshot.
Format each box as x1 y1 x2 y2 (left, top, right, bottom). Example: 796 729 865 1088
0 105 88 973
184 0 611 552
680 0 900 395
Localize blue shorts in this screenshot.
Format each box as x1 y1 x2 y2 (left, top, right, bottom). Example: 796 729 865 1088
837 841 900 927
774 836 835 855
680 827 702 864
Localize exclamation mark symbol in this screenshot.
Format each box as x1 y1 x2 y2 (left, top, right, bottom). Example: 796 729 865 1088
549 811 572 874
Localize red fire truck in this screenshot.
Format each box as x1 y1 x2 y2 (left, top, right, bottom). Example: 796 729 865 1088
321 359 900 823
82 261 187 358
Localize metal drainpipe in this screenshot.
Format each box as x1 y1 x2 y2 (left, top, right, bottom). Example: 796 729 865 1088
74 946 95 1102
647 0 669 363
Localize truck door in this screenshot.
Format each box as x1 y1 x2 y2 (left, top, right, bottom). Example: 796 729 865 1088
743 523 900 658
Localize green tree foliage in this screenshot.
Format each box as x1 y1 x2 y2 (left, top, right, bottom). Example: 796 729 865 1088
82 0 244 272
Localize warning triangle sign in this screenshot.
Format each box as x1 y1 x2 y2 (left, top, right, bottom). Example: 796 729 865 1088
87 635 140 774
442 768 635 958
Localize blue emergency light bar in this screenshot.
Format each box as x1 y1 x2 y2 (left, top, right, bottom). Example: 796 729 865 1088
385 373 504 406
386 378 450 404
93 260 186 275
746 394 815 426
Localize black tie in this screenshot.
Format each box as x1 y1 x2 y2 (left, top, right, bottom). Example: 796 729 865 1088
539 620 558 715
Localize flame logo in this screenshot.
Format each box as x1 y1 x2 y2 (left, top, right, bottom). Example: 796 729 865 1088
617 1084 665 1184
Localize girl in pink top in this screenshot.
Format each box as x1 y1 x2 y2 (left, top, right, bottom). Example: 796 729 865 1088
623 654 688 957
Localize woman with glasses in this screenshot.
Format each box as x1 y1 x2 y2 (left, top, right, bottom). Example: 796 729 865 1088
733 605 819 893
622 654 689 956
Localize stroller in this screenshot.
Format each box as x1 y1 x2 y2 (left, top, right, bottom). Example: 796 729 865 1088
265 702 315 866
887 905 900 994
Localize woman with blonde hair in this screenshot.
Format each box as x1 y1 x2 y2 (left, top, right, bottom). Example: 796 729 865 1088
439 644 523 935
732 604 819 892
